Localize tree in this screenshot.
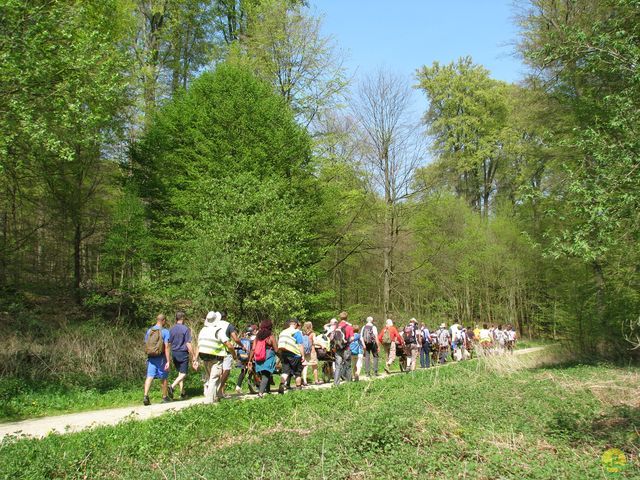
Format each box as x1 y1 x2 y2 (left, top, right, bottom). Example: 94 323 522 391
133 63 320 319
518 0 640 347
416 57 508 217
230 0 347 127
351 70 425 318
0 0 131 297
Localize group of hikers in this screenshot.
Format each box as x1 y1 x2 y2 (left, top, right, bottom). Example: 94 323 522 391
142 310 518 405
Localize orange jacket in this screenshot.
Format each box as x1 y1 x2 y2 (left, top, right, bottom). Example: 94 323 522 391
378 326 403 345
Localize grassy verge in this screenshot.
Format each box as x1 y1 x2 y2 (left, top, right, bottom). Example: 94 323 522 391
0 341 561 422
1 351 638 479
0 361 408 422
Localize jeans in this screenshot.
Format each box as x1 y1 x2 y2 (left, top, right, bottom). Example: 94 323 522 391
236 367 247 388
334 349 352 385
364 342 379 375
420 343 431 368
259 372 272 395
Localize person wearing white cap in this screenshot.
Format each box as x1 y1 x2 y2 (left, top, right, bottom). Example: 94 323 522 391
192 311 237 403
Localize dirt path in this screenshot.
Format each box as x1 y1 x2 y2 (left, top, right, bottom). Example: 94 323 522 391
0 346 548 440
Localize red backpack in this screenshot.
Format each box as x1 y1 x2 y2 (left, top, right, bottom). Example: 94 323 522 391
254 338 267 362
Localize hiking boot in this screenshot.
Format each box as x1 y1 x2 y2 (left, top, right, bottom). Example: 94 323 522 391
143 395 150 406
167 385 174 400
161 396 172 404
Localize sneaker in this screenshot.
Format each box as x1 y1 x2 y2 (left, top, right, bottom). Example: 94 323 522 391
235 386 242 394
167 385 174 400
161 396 172 404
143 395 150 406
384 366 390 374
278 384 285 395
180 392 188 400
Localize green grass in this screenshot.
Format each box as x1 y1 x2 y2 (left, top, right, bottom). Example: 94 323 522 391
0 358 408 421
1 353 638 479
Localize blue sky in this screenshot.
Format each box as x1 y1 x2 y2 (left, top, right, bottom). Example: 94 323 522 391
314 0 526 87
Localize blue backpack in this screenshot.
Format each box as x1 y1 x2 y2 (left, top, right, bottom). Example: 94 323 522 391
350 333 362 355
302 334 312 355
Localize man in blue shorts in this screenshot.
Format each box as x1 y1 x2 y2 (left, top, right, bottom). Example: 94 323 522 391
168 311 193 400
143 314 171 405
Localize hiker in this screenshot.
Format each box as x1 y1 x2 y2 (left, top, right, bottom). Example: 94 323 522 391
301 321 320 386
338 312 355 382
402 321 419 372
419 323 431 368
435 323 451 364
479 323 492 356
450 320 463 356
350 325 365 381
465 326 476 358
361 316 380 376
505 325 517 353
494 324 507 355
378 319 403 374
247 319 277 398
277 318 305 393
143 314 171 405
167 311 193 400
192 311 237 404
217 311 244 399
235 325 256 394
330 315 351 385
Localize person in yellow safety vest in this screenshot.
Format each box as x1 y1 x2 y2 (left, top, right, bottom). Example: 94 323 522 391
277 318 305 394
192 311 237 404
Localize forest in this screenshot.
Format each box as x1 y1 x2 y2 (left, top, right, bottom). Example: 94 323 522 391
1 0 639 360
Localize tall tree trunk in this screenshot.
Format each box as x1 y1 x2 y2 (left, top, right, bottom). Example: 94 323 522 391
73 221 82 300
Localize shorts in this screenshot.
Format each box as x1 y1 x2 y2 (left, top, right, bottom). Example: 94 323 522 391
223 354 233 371
281 353 303 377
172 350 189 374
146 356 168 380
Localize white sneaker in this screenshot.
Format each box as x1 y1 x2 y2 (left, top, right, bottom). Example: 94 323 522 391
235 386 242 394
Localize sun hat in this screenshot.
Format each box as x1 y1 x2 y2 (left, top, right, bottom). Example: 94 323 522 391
205 311 221 326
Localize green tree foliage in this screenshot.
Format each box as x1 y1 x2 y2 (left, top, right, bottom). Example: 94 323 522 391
518 0 640 351
0 0 131 294
417 57 508 217
230 0 347 126
134 63 319 320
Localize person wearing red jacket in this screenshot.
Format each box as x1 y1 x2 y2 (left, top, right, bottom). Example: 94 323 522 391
378 319 404 374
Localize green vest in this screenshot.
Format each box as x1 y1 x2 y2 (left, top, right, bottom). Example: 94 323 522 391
278 326 301 355
198 322 228 356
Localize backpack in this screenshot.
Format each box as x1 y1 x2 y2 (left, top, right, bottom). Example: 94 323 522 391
331 327 347 352
382 328 391 344
403 326 416 345
238 338 251 362
437 328 449 347
362 324 376 344
302 334 312 355
254 338 267 362
349 334 361 355
144 328 164 357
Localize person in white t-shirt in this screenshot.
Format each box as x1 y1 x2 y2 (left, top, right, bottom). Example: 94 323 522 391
361 316 380 376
